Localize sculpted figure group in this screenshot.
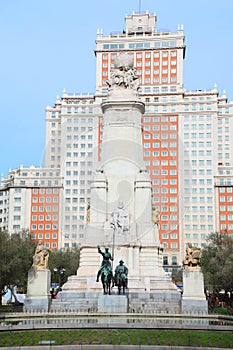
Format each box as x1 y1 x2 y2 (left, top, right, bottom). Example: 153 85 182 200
106 54 140 92
96 246 128 295
183 242 201 269
32 240 49 270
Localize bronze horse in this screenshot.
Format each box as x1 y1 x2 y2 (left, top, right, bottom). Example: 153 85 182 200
101 267 113 295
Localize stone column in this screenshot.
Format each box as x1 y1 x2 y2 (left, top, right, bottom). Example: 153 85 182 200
24 269 51 312
182 267 208 314
89 170 107 227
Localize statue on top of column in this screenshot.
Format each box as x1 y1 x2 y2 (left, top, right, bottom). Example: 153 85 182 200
32 240 49 270
183 242 201 269
106 54 140 91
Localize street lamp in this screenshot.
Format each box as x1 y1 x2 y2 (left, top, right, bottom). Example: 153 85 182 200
53 267 66 290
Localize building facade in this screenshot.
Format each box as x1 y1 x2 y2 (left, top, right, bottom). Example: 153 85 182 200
94 12 233 266
0 166 62 249
1 11 233 267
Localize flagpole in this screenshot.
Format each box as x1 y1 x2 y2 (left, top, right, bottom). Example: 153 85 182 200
139 0 142 14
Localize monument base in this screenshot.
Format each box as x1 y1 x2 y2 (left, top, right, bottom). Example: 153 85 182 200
50 289 181 314
53 250 181 314
182 268 208 314
24 268 51 312
98 295 128 313
182 299 208 314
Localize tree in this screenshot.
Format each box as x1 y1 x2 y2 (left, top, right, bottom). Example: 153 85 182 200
0 230 36 305
200 232 233 292
171 267 182 286
48 247 80 287
0 230 11 304
0 231 80 305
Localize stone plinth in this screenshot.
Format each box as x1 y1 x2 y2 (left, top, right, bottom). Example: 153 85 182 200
98 295 128 313
182 268 208 314
24 268 51 312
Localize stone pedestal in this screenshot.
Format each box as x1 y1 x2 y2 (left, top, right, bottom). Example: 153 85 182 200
98 295 128 313
51 288 181 314
182 268 208 314
24 268 51 312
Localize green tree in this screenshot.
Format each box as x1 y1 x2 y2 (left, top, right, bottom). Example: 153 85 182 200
171 267 182 285
0 230 36 305
0 231 80 305
200 232 233 292
0 230 11 303
48 247 80 287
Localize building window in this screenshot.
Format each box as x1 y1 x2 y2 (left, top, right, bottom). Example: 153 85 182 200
171 242 178 249
171 256 177 265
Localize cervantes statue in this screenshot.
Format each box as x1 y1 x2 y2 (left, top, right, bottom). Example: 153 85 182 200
110 201 130 234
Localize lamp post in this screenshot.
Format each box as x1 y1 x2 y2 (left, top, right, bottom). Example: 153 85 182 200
53 267 66 291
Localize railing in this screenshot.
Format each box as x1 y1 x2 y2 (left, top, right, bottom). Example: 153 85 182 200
0 328 232 348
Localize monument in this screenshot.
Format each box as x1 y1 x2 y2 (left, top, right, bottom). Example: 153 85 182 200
24 241 51 312
55 54 180 313
181 243 208 314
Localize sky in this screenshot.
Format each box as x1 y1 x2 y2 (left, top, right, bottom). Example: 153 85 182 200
0 0 233 177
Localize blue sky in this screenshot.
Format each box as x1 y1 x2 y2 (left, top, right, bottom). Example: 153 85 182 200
0 0 233 177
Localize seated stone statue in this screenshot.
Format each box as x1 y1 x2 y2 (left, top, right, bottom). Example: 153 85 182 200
183 242 201 268
110 201 129 234
114 260 128 287
32 240 49 270
96 246 113 282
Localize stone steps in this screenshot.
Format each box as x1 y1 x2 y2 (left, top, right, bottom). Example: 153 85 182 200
50 291 181 314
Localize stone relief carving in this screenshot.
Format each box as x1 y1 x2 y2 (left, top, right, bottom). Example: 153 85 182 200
152 206 160 226
86 202 90 224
